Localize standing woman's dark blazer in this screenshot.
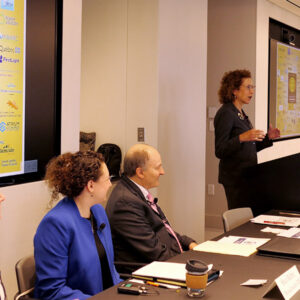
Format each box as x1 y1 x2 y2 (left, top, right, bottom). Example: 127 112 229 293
214 102 273 186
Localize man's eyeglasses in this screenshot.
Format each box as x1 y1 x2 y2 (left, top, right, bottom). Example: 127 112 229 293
242 85 256 91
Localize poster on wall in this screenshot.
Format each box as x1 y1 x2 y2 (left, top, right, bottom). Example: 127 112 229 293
0 0 25 177
269 39 300 140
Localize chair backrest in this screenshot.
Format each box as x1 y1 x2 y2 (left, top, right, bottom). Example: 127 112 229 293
15 255 36 300
222 207 253 232
97 143 122 180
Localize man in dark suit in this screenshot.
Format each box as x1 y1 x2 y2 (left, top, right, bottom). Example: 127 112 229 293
106 144 197 272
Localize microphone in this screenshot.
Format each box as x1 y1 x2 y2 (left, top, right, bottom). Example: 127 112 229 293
99 223 106 231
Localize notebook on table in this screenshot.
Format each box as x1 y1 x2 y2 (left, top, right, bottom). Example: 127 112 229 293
132 261 220 287
257 237 300 260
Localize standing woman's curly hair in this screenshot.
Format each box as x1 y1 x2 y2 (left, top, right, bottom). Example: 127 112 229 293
45 151 104 206
218 69 251 104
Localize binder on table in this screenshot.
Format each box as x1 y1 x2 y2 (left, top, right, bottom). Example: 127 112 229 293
257 237 300 261
131 261 220 287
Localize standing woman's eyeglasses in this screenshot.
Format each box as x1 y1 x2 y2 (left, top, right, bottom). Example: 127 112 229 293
242 85 256 91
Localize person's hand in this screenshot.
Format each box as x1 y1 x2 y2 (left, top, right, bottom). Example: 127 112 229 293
239 129 265 142
268 124 280 140
0 193 4 219
189 242 198 250
0 193 5 203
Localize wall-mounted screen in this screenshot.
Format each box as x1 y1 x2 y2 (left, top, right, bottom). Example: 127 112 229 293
0 0 62 186
269 38 300 140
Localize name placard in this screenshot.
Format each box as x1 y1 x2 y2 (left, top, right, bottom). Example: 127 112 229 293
263 265 300 300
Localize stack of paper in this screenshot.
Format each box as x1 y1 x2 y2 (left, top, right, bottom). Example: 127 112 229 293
218 236 270 247
251 215 300 227
193 236 270 257
132 261 216 287
132 261 187 283
277 228 300 239
193 240 257 257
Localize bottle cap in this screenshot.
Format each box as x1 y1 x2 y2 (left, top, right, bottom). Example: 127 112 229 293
185 259 208 275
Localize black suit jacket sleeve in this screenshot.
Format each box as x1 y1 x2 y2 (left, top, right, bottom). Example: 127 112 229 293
214 107 242 160
106 177 195 264
155 205 194 252
214 103 273 185
214 103 272 160
256 134 273 152
108 196 176 261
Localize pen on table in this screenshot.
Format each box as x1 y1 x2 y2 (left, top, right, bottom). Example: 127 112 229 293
146 281 168 289
263 221 285 225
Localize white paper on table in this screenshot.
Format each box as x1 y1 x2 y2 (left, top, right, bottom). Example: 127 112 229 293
241 279 268 286
129 279 145 284
132 261 212 282
261 227 287 234
278 228 300 239
218 236 270 247
251 215 300 227
193 240 257 257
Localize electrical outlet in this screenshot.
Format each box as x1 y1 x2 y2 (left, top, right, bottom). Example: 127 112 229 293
208 184 215 196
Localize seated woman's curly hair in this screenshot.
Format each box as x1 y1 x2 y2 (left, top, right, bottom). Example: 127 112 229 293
218 69 251 104
45 151 104 205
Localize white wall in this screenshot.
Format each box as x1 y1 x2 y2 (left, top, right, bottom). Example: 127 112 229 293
81 0 127 152
0 1 82 297
80 0 159 154
157 0 207 242
206 0 257 227
80 0 207 242
256 0 300 162
205 0 300 229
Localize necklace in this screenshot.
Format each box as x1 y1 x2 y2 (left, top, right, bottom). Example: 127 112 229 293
237 112 244 120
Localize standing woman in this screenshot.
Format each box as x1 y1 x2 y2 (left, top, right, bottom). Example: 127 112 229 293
214 70 280 210
34 151 121 300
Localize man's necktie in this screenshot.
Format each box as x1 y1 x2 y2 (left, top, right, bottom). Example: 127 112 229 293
147 192 183 253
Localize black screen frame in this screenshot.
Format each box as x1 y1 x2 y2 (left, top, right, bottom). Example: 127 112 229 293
0 0 63 187
268 18 300 142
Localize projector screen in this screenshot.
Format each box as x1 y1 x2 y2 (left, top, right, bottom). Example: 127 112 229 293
0 0 62 186
269 38 300 140
0 0 25 177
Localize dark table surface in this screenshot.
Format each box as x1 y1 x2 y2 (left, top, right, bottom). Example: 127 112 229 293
90 216 300 300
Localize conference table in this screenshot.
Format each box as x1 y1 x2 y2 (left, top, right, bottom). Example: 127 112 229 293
90 211 300 300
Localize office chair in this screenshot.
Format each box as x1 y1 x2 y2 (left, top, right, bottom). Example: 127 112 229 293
222 207 253 232
14 255 36 300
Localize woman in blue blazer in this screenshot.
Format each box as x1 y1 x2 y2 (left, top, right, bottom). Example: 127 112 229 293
214 70 280 209
34 151 121 300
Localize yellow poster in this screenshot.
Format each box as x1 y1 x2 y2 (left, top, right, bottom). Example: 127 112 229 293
276 42 300 137
0 0 25 176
